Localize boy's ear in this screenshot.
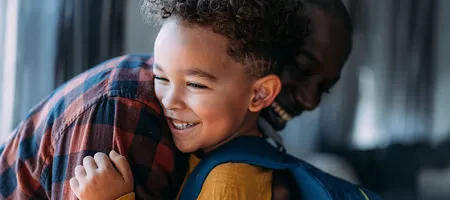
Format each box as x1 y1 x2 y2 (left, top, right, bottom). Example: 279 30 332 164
249 74 282 112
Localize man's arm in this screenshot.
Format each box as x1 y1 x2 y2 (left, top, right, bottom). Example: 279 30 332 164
0 54 188 200
51 96 184 199
0 110 53 199
0 96 186 199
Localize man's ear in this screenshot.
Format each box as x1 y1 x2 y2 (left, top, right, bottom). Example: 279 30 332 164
249 74 282 112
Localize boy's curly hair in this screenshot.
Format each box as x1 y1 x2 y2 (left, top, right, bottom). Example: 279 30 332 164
139 0 310 79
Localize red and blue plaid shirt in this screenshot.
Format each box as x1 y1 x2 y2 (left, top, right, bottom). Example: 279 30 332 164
0 54 188 200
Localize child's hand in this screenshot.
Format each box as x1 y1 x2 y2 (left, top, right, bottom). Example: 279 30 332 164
70 151 134 200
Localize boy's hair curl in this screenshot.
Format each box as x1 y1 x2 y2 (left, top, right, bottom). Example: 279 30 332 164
140 0 310 79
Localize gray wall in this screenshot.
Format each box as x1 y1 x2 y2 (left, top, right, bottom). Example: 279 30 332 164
431 0 450 144
124 1 158 54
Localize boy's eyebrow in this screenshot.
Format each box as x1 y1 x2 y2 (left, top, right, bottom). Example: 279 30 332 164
154 63 217 82
184 68 218 82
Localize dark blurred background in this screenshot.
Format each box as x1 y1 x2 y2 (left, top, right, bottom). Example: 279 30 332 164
0 0 449 199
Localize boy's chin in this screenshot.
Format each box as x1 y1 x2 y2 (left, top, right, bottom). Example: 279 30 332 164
174 140 198 153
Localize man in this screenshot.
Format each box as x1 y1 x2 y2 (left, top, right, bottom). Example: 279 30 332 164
261 0 352 131
263 1 354 199
0 0 353 199
261 0 352 145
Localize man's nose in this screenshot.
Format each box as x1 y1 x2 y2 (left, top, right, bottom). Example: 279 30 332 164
161 87 185 110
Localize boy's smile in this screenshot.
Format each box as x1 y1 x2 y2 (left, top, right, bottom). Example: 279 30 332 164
166 116 200 138
169 118 198 130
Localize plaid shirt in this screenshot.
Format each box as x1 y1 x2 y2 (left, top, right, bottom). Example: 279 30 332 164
0 54 188 200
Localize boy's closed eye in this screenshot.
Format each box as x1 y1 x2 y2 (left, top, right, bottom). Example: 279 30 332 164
154 76 168 82
187 82 208 89
155 76 209 90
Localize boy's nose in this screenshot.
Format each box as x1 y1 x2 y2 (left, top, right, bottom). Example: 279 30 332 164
161 90 186 110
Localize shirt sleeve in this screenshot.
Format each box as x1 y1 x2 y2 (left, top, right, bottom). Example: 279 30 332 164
0 96 183 200
0 109 53 199
197 163 273 200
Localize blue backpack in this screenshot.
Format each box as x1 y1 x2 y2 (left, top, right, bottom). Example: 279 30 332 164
179 136 382 200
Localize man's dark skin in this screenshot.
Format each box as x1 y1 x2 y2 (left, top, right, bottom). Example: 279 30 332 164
267 1 353 199
262 1 352 131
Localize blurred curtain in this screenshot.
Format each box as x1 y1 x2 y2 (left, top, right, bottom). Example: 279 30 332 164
319 0 436 150
55 0 125 86
12 0 62 131
0 0 16 138
282 0 437 153
4 0 125 133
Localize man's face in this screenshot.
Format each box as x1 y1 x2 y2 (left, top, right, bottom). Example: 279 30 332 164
263 5 352 130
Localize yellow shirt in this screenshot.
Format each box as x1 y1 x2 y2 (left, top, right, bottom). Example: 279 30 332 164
176 154 272 200
117 154 272 200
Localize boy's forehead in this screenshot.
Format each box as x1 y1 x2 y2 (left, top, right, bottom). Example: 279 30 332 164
156 21 228 53
153 49 234 74
154 21 244 75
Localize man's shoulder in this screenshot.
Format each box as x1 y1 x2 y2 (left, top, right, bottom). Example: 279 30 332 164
68 53 155 99
20 53 159 136
50 53 155 108
79 53 157 104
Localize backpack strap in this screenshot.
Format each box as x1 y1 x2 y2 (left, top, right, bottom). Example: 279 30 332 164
178 136 331 200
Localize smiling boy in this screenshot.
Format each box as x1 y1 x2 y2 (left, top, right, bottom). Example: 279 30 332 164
69 0 309 199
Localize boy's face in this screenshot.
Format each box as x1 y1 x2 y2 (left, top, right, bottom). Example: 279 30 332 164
153 20 258 153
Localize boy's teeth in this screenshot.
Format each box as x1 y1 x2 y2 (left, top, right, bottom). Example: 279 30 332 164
271 102 292 121
172 121 196 130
